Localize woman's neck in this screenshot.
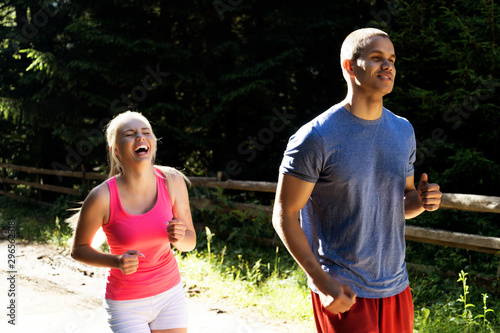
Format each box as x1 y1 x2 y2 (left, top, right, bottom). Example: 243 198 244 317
117 164 156 195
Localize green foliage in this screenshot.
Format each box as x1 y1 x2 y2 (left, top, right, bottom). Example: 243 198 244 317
177 223 313 325
386 0 500 196
2 192 500 331
189 203 500 331
1 0 498 197
457 270 475 318
0 196 73 246
412 269 500 332
0 0 378 182
1 1 499 327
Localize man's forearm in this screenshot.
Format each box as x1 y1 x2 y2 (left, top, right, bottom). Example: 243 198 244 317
404 189 425 219
273 213 331 287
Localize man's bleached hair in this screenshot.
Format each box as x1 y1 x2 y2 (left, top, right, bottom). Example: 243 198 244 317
340 28 390 67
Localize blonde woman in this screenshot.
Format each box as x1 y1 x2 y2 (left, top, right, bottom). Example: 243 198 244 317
70 111 196 333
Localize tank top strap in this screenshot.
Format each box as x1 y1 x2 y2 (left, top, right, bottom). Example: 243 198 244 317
154 168 172 209
106 177 119 222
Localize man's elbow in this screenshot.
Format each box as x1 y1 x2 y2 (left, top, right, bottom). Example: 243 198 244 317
271 205 282 231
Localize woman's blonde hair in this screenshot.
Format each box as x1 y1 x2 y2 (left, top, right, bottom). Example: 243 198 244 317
67 111 190 248
105 111 157 178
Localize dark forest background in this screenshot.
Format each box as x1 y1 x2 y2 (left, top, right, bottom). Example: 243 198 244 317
1 0 499 197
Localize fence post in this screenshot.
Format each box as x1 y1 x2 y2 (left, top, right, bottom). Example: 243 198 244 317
81 164 86 186
1 165 7 194
35 162 42 201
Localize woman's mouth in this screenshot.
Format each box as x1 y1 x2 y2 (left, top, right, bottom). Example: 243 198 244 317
134 144 150 156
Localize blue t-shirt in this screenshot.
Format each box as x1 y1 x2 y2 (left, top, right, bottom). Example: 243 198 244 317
279 104 416 298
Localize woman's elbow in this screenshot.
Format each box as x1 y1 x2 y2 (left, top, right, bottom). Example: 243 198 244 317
70 244 85 262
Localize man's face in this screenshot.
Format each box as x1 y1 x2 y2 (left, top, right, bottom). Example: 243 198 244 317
352 36 396 97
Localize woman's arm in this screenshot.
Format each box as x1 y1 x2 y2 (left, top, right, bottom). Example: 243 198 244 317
71 183 143 274
167 173 196 252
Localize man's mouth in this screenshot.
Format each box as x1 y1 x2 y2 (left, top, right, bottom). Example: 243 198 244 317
377 73 393 81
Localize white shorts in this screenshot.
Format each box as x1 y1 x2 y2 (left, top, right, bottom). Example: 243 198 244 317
104 282 188 332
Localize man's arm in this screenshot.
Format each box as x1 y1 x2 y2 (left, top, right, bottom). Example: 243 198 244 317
272 173 356 314
405 173 442 219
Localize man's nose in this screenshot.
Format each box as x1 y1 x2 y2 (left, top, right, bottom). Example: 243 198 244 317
381 59 393 71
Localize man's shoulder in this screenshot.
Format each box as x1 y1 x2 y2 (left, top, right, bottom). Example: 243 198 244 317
303 104 345 131
384 108 414 131
286 105 343 150
384 107 411 123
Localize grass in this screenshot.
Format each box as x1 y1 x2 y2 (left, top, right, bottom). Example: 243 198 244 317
2 195 500 332
176 228 314 328
410 267 500 332
177 227 500 332
0 195 74 247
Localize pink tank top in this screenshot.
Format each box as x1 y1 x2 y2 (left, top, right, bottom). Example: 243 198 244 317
103 169 181 300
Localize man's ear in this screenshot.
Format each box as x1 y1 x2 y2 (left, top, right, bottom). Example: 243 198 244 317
343 59 354 76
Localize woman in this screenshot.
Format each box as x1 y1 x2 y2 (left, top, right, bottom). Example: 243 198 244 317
70 111 196 333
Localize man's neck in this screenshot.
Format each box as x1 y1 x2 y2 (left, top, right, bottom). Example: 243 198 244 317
341 91 384 121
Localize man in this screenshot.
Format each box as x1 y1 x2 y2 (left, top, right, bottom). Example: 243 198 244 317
272 28 442 332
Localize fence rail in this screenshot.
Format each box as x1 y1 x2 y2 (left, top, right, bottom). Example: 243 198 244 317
2 163 500 268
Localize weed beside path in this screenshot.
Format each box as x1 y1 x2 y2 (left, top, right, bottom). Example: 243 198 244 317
1 196 500 332
0 241 312 332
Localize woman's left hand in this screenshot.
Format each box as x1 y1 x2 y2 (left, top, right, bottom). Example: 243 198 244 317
165 215 187 243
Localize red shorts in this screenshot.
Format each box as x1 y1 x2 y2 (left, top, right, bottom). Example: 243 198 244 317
311 285 414 333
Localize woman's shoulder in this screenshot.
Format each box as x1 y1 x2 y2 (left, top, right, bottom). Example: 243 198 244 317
155 166 190 185
154 166 190 204
83 179 112 208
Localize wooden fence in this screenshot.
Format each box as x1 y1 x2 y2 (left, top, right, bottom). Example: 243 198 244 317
2 163 500 267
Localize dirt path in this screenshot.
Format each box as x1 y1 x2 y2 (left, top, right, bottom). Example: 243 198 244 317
0 241 314 333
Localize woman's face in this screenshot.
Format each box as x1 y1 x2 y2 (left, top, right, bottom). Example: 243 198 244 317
114 118 156 165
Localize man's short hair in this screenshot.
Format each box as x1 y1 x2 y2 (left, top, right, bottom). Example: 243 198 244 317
340 28 390 67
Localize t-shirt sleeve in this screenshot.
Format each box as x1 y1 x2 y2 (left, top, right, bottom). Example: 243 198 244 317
279 124 323 183
407 131 416 177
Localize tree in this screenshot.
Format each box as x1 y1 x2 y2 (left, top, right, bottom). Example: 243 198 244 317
1 0 377 182
382 0 500 196
1 0 498 196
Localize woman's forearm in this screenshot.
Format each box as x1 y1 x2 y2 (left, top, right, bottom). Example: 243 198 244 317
71 244 120 269
171 230 196 252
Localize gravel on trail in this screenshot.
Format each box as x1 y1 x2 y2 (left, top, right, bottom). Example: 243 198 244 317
0 241 314 333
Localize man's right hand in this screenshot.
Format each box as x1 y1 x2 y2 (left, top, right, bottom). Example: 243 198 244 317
318 278 357 315
272 174 357 314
